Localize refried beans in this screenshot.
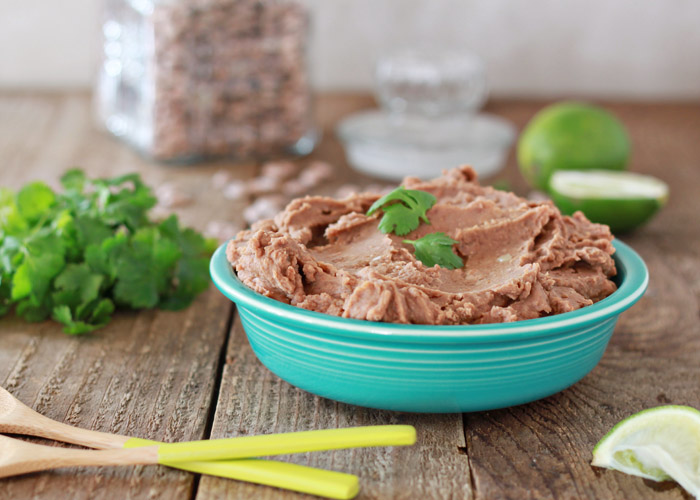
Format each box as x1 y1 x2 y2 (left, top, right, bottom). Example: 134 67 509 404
226 166 617 325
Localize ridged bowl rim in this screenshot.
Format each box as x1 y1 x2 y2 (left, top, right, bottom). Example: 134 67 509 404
210 239 648 344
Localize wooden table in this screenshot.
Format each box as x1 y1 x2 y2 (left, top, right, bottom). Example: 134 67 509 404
1 93 698 500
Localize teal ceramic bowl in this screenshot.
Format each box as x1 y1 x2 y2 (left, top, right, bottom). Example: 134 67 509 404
211 240 648 413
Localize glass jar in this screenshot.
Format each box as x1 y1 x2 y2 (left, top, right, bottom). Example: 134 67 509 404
336 49 515 181
96 0 317 162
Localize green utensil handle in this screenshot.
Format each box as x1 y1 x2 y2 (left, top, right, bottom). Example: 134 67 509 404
126 439 359 499
167 459 359 499
128 425 416 463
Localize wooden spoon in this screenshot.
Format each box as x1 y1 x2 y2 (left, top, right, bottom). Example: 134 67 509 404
0 434 158 478
0 387 360 499
0 387 416 462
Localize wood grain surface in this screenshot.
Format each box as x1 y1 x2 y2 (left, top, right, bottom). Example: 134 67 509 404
195 320 472 500
0 92 698 500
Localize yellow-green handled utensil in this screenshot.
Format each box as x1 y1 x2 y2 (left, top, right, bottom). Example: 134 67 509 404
125 425 417 463
0 434 358 499
1 387 414 499
165 459 359 499
124 437 359 499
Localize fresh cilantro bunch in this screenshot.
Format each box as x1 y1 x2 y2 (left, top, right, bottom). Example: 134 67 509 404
0 169 217 335
367 186 463 269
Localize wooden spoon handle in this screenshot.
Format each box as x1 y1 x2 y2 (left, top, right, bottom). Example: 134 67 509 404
0 435 158 479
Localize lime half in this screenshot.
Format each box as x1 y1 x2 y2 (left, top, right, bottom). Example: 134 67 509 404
549 170 669 233
592 405 700 498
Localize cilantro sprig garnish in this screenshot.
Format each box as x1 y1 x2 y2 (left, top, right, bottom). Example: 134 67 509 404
403 233 463 270
0 169 217 335
366 186 437 236
366 186 463 269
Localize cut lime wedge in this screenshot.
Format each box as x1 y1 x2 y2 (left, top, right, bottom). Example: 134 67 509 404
592 405 700 498
549 170 669 233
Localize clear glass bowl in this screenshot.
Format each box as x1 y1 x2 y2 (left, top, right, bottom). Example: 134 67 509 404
337 110 515 180
337 49 515 180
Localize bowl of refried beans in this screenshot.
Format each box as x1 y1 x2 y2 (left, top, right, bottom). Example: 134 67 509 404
211 166 648 412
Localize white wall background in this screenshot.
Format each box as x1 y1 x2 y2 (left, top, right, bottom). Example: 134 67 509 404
1 0 699 98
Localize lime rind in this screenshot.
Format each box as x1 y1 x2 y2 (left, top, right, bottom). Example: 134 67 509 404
609 446 671 481
549 170 669 233
592 406 700 497
550 170 669 200
593 405 700 456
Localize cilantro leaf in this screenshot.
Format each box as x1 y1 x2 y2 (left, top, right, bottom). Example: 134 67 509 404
112 227 182 309
53 263 103 307
378 203 421 236
0 273 11 315
17 182 55 223
367 186 437 236
52 301 114 335
0 236 22 275
17 299 52 322
367 186 414 216
11 233 66 306
94 174 157 231
89 298 115 325
53 297 116 335
60 169 87 192
157 216 216 310
404 232 463 269
73 215 114 248
405 189 437 224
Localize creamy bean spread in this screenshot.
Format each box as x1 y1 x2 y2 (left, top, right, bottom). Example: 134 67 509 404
227 166 617 324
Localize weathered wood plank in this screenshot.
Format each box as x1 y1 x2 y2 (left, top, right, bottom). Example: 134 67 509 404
0 290 231 500
195 319 472 500
0 92 250 499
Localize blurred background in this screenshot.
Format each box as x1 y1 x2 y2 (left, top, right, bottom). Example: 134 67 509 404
0 0 697 235
2 0 699 98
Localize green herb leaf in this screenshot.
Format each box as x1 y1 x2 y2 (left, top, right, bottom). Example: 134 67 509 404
53 263 103 307
0 273 11 315
404 232 463 269
90 298 115 325
112 227 182 309
17 182 55 223
376 203 419 236
17 299 52 322
367 186 436 236
52 304 106 335
54 297 116 335
0 188 28 235
157 216 216 310
11 233 66 304
60 169 87 192
95 174 157 231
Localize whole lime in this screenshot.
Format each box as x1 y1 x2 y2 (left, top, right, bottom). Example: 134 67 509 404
517 102 630 192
